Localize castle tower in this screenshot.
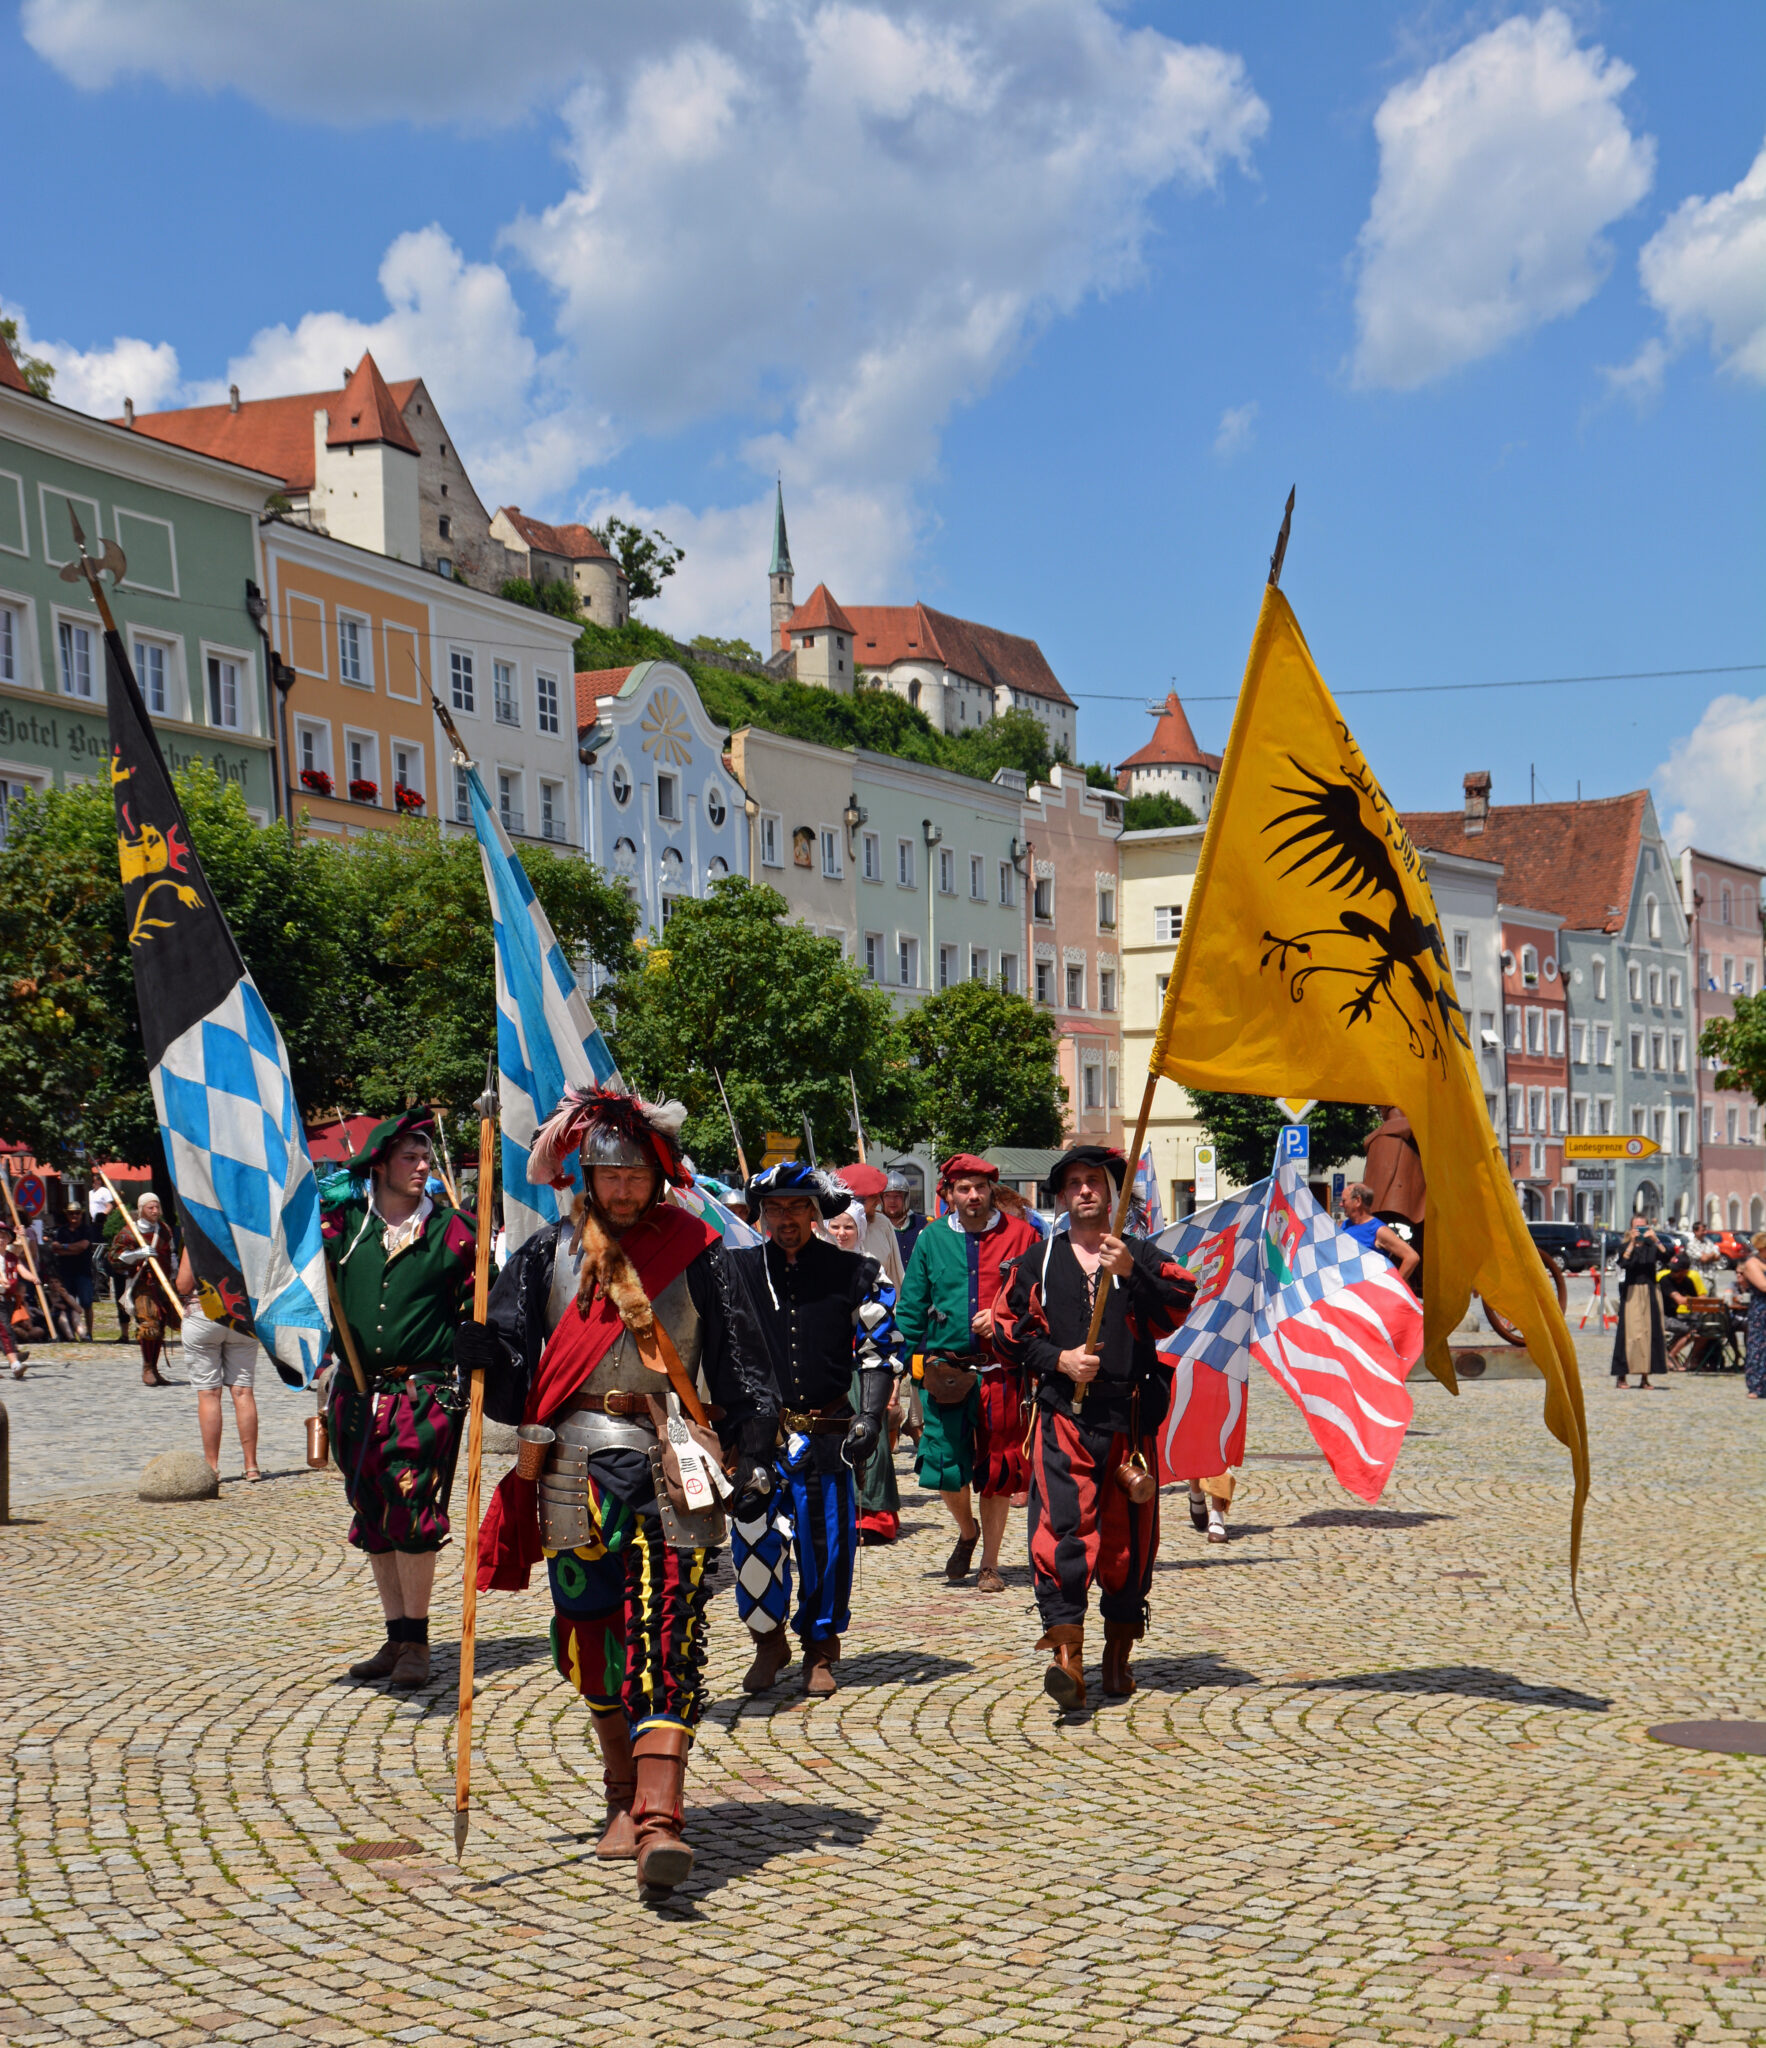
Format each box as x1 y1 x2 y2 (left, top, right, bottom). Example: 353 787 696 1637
768 478 795 650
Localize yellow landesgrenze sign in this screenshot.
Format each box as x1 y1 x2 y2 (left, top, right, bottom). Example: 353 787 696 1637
1564 1135 1662 1160
1146 586 1589 1575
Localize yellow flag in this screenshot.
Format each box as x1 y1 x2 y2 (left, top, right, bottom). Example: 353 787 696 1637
1150 586 1589 1576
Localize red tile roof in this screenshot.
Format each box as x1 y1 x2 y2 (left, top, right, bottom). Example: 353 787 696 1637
784 582 856 635
499 507 614 562
1401 791 1648 933
836 600 1073 708
121 356 422 487
1118 691 1218 772
0 330 33 395
577 667 634 728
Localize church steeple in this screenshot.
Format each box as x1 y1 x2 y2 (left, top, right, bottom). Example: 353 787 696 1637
768 478 795 650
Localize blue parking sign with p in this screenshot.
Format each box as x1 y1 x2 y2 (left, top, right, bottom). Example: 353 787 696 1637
1278 1124 1309 1164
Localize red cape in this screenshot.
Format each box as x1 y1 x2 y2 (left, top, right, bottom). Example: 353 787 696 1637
475 1203 714 1592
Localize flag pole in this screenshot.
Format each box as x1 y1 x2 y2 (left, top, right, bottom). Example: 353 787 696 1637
849 1071 867 1166
454 1049 497 1862
1079 488 1298 1375
95 1165 184 1322
714 1069 749 1183
1 1172 57 1338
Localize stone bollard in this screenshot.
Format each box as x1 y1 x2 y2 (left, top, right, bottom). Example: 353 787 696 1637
0 1399 8 1524
138 1447 220 1502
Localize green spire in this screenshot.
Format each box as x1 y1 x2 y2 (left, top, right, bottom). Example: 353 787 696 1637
769 478 792 576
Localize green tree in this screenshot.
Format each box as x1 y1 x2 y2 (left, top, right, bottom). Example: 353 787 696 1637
1123 791 1198 830
1699 992 1766 1105
1079 760 1119 792
690 634 764 664
0 316 54 398
943 706 1056 787
499 575 584 623
593 517 684 604
1185 1091 1377 1187
899 979 1067 1155
607 876 913 1172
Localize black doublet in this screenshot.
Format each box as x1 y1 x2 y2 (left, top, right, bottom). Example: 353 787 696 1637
731 1237 880 1414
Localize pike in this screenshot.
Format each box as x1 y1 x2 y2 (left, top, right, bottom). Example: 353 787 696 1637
96 1164 184 1323
454 1048 497 1861
713 1068 749 1183
848 1071 867 1166
800 1111 819 1173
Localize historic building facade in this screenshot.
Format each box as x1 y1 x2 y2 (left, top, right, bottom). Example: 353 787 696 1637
1679 847 1765 1233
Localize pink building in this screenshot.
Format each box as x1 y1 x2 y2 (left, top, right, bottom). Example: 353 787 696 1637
1679 848 1765 1235
1019 762 1125 1147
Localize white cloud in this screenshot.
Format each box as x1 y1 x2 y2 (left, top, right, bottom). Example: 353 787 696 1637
1656 694 1766 867
1214 401 1258 458
1 304 182 417
1611 138 1766 395
1351 10 1654 391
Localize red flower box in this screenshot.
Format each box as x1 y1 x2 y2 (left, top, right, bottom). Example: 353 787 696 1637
393 782 425 812
348 778 379 803
299 768 334 797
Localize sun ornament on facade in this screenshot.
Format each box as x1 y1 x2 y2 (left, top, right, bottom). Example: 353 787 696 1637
640 688 694 766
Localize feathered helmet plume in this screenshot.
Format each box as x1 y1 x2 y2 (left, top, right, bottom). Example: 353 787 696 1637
528 1085 691 1192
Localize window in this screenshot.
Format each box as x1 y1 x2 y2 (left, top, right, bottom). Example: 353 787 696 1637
1652 1107 1667 1150
346 732 375 789
1629 1029 1645 1069
1033 877 1053 920
134 638 167 715
1082 1062 1102 1112
497 771 523 834
1722 955 1735 992
1746 961 1759 996
1066 963 1084 1009
970 854 985 900
821 828 840 879
1571 1094 1588 1135
1670 1031 1685 1073
1647 966 1662 1005
897 839 914 887
1720 884 1733 926
1453 929 1469 972
1592 957 1607 1001
998 862 1015 908
1156 973 1170 1011
1528 1087 1545 1134
486 660 515 727
760 814 781 866
1699 949 1712 988
1549 1089 1566 1135
338 614 365 686
437 558 453 580
898 936 918 987
1508 1086 1525 1133
969 947 988 982
296 722 328 776
1646 894 1661 940
938 848 955 895
1667 970 1681 1008
611 762 632 807
206 655 240 730
1594 1023 1612 1066
1526 1008 1542 1054
0 776 39 846
450 648 475 713
707 855 728 882
1650 1030 1665 1071
540 780 564 842
1547 1011 1564 1057
1702 1105 1714 1143
1521 945 1539 987
1677 1110 1692 1156
1035 959 1053 1005
1098 885 1116 930
454 764 471 824
862 831 880 882
1595 1096 1613 1135
1571 1020 1588 1063
1630 1106 1647 1137
392 744 423 801
1627 962 1642 1002
864 933 881 981
703 785 725 830
1480 1009 1497 1044
58 618 94 698
536 672 560 736
1099 968 1117 1012
1154 905 1182 944
1506 1006 1523 1053
438 515 451 541
0 602 19 685
939 943 956 989
657 772 680 822
1000 953 1018 995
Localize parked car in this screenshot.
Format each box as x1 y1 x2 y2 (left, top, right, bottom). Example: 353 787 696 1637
1525 1221 1599 1272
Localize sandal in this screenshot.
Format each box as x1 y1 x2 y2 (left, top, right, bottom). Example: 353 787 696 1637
244 1468 264 1483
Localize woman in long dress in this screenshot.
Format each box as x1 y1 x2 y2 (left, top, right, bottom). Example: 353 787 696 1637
1738 1232 1766 1400
1610 1216 1667 1390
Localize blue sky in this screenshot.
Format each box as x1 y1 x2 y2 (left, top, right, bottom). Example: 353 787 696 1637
4 2 1761 858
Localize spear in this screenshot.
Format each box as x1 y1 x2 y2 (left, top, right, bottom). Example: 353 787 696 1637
849 1072 867 1166
454 1048 497 1861
713 1068 749 1183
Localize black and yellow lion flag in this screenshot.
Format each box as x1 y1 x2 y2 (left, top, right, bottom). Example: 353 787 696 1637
1149 585 1589 1578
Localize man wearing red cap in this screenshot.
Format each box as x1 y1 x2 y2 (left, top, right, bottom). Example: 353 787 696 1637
896 1153 1039 1590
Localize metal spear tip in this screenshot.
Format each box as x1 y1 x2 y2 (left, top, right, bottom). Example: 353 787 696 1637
1267 486 1296 589
453 1809 469 1862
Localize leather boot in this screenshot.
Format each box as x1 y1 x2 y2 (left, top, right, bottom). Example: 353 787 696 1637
591 1713 637 1860
801 1636 839 1697
387 1641 431 1690
347 1638 399 1681
741 1625 792 1694
631 1725 693 1897
1101 1621 1139 1700
1037 1624 1086 1710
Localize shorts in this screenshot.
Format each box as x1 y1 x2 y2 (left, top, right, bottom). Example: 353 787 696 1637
59 1270 95 1312
180 1310 260 1390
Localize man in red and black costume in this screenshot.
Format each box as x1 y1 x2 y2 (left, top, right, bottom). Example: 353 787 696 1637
994 1146 1195 1708
463 1087 776 1902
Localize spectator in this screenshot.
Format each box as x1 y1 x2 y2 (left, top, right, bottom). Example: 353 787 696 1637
1611 1216 1667 1390
1 1228 33 1376
1739 1232 1766 1401
51 1203 94 1342
1689 1222 1722 1271
1341 1182 1420 1289
174 1247 263 1478
116 1194 178 1387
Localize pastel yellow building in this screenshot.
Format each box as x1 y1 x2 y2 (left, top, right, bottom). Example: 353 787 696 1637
1119 823 1211 1218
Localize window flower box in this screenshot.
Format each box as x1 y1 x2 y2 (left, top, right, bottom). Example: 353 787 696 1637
299 768 334 797
348 778 379 804
393 782 425 813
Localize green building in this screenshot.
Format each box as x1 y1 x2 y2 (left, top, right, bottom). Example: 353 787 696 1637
0 338 281 834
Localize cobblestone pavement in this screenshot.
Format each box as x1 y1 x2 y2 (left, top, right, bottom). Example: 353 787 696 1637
3 1376 1762 2047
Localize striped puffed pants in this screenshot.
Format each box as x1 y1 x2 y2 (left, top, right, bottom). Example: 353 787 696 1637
547 1514 715 1736
1026 1407 1160 1633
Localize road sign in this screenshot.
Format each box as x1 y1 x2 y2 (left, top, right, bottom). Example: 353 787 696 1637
1564 1135 1661 1160
1332 1171 1346 1200
1277 1097 1316 1123
11 1173 45 1220
1194 1144 1218 1204
1278 1124 1310 1164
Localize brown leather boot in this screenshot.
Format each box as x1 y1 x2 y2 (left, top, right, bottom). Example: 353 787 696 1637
801 1636 839 1696
741 1625 792 1694
1101 1621 1139 1700
631 1725 693 1897
591 1712 637 1860
347 1638 399 1682
1037 1624 1086 1710
387 1641 431 1690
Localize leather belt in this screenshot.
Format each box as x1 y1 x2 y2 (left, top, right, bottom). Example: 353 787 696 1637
564 1389 653 1417
780 1407 853 1435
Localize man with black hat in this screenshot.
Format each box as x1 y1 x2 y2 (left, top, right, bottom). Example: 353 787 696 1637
323 1106 476 1692
896 1153 1040 1590
466 1086 776 1901
726 1162 898 1697
994 1146 1196 1708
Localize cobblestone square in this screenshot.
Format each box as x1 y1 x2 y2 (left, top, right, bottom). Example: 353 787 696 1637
2 1366 1761 2045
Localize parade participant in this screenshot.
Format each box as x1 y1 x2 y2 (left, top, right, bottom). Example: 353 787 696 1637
896 1154 1039 1591
835 1163 905 1287
115 1193 178 1387
728 1164 896 1695
323 1107 476 1692
882 1169 926 1263
994 1147 1196 1707
824 1196 905 1547
467 1087 776 1899
1184 1472 1234 1545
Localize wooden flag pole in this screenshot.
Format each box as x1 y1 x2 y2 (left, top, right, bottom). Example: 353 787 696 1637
454 1051 497 1862
323 1269 369 1396
95 1166 184 1323
1 1173 57 1339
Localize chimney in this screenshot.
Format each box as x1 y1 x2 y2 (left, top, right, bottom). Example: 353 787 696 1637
229 384 240 413
122 397 134 427
1463 770 1491 836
